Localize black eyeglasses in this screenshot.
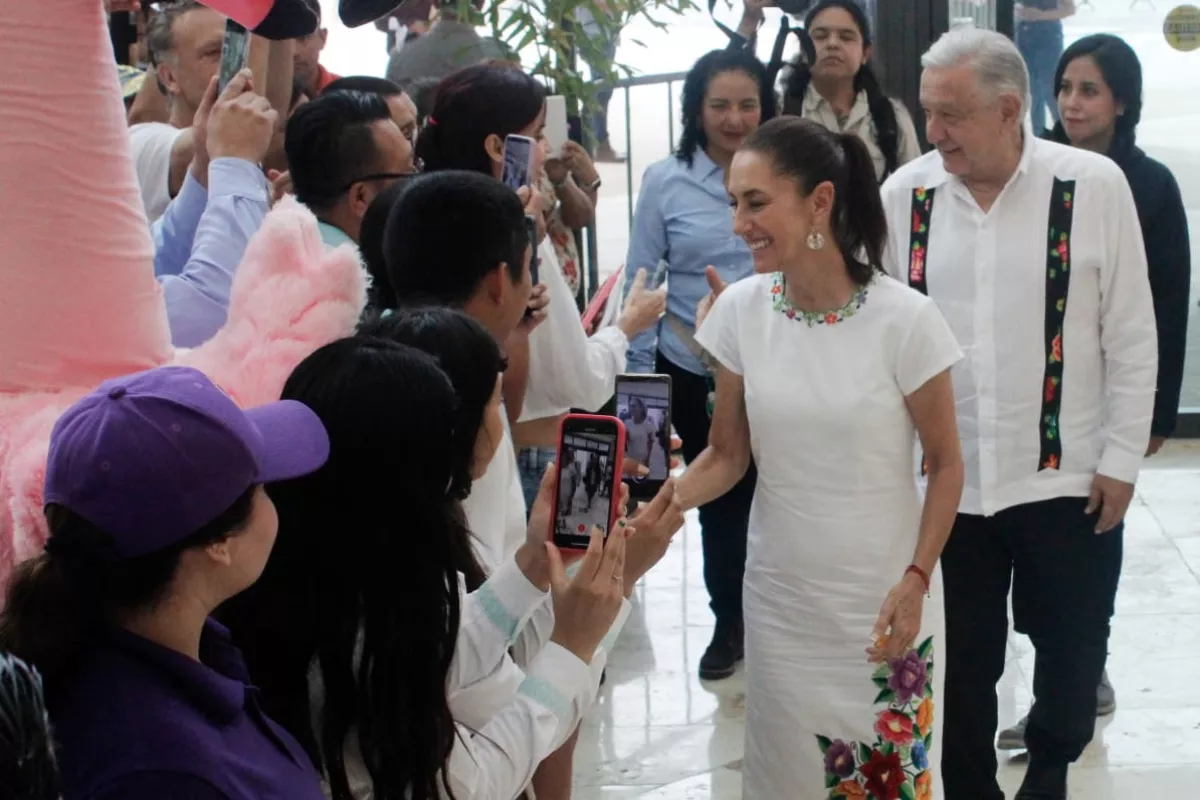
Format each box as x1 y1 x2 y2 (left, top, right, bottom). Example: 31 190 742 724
339 170 419 194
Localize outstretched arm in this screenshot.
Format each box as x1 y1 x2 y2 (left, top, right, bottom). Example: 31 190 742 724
0 0 171 393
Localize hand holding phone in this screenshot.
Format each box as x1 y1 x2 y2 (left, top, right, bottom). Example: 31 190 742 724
551 415 627 550
544 523 629 662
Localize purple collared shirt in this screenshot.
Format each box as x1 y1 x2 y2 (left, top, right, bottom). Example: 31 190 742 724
51 619 325 800
154 158 269 348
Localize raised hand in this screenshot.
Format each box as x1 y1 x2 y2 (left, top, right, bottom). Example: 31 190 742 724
695 265 728 330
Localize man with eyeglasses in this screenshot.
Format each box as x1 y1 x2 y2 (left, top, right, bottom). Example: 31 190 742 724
284 90 415 249
320 76 420 152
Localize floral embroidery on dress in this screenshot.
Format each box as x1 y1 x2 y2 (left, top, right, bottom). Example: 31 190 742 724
817 637 936 800
538 176 581 296
771 273 869 327
1038 180 1075 472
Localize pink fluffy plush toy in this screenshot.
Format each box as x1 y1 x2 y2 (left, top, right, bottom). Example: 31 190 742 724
0 0 366 583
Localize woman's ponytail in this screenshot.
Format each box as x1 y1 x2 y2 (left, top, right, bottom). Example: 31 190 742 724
834 132 888 282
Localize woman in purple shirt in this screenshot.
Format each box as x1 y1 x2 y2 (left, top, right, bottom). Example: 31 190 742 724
0 365 330 800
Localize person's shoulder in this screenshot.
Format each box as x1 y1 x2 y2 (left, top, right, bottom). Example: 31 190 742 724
1032 137 1125 186
880 150 946 197
128 121 182 148
869 272 936 313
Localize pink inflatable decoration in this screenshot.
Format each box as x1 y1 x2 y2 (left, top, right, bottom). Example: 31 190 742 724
0 0 367 584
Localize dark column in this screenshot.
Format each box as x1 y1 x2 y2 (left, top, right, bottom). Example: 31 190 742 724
871 0 950 150
996 0 1015 38
109 11 138 66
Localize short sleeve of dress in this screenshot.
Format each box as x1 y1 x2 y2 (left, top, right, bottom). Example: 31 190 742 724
693 281 747 376
895 297 962 396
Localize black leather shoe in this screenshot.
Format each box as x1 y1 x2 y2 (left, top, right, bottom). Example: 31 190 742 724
1014 759 1068 800
699 619 743 681
339 0 403 28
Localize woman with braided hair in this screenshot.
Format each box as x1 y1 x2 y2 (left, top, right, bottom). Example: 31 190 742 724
737 0 920 183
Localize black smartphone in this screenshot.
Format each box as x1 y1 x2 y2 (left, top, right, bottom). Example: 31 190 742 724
551 415 627 551
525 215 539 286
611 374 673 501
217 19 250 93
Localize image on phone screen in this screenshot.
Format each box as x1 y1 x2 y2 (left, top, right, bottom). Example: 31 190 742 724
616 378 671 484
218 20 250 92
554 430 618 549
502 135 535 190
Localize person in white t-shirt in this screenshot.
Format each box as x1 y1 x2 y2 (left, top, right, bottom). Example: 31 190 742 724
679 116 963 799
133 1 225 221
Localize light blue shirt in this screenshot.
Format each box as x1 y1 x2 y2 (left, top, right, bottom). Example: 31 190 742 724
152 158 269 348
622 148 754 375
317 220 356 250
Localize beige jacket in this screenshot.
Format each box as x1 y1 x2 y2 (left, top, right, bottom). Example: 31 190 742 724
798 84 922 182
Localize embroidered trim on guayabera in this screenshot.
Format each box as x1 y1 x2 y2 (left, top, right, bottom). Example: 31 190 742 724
816 637 937 800
908 188 935 297
908 187 935 477
1039 179 1076 471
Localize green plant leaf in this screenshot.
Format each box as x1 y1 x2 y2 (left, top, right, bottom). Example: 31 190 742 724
874 688 896 705
872 675 890 689
825 772 839 789
900 782 916 800
917 636 933 659
882 741 895 756
858 742 873 764
817 734 833 754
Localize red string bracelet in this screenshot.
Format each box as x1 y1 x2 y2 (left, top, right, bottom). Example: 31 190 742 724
905 564 931 596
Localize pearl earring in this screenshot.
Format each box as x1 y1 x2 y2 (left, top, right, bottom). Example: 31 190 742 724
806 231 826 250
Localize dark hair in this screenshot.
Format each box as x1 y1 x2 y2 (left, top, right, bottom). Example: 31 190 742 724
677 49 777 168
782 0 901 181
322 75 404 98
0 653 59 800
0 490 255 704
1050 34 1142 152
218 338 468 800
359 307 506 542
358 180 413 311
381 171 529 310
416 62 546 175
300 0 322 24
741 116 887 284
285 90 394 212
398 76 441 126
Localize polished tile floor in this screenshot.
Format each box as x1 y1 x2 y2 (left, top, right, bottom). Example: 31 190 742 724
571 442 1200 798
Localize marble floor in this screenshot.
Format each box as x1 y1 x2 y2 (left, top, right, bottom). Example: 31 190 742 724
569 441 1200 798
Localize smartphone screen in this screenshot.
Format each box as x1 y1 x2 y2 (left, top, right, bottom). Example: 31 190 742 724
615 375 672 499
501 134 536 190
218 20 250 92
553 417 624 550
544 95 569 157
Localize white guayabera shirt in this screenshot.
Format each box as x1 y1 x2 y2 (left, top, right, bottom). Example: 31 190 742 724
880 128 1157 517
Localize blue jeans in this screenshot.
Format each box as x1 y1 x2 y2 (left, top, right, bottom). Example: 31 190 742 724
1017 22 1064 136
580 34 619 145
517 447 557 518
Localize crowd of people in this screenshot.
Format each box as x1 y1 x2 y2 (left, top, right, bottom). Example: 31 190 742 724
0 0 1190 799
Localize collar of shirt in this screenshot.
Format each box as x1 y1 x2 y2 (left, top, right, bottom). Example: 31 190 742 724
687 146 724 184
313 64 341 94
106 619 248 724
317 220 355 250
803 83 870 131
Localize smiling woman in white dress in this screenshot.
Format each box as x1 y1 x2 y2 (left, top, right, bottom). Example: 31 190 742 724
678 116 965 800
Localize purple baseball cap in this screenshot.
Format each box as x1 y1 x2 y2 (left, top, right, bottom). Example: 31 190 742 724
43 366 330 559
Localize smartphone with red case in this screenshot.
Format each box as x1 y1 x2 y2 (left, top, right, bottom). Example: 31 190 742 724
551 414 627 550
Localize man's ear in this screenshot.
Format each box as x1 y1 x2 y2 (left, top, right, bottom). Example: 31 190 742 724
156 61 179 98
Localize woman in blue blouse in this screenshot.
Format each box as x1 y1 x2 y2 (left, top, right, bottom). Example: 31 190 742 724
623 47 775 681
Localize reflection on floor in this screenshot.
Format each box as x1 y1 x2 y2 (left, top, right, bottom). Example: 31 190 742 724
572 441 1200 798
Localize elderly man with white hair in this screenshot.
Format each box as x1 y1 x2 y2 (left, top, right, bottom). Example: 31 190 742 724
880 26 1156 800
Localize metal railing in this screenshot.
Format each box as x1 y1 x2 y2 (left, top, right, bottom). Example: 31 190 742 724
580 70 688 302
